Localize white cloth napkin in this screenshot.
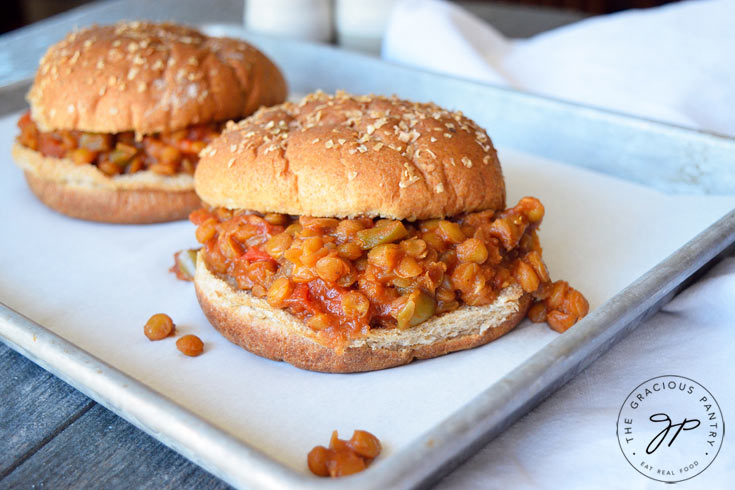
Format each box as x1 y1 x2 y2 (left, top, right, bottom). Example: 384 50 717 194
438 257 735 490
383 1 735 488
383 0 735 136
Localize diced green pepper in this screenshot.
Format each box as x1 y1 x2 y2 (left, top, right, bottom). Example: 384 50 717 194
79 133 113 152
109 142 138 167
357 221 408 250
396 290 436 329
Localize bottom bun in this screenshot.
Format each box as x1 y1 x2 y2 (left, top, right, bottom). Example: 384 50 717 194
194 251 531 373
13 143 200 224
24 172 200 224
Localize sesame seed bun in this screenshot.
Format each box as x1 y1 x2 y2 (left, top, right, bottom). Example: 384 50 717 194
194 91 505 221
28 21 287 134
194 252 530 373
15 21 287 224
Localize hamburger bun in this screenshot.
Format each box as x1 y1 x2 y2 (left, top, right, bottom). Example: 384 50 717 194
192 92 541 373
195 91 505 220
15 21 287 223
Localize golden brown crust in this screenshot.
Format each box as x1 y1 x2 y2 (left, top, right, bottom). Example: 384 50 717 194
24 171 200 224
194 252 530 373
28 21 287 134
195 91 505 220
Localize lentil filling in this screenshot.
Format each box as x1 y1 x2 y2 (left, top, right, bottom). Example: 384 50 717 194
16 111 221 176
191 197 588 345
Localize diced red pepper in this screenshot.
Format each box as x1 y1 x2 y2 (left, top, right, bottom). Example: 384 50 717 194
243 246 274 263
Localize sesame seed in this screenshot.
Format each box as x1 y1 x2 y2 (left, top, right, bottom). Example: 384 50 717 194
435 183 444 193
230 144 237 152
67 104 75 113
444 133 453 138
337 138 346 145
430 137 437 142
347 171 358 181
461 157 472 168
228 158 235 167
325 139 334 149
312 138 320 144
483 155 491 165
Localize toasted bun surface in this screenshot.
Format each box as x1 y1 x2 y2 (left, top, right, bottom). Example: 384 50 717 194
194 252 529 373
195 91 505 220
13 143 200 223
28 21 287 134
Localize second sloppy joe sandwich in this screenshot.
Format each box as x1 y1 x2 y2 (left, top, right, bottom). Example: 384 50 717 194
12 21 286 223
189 91 588 372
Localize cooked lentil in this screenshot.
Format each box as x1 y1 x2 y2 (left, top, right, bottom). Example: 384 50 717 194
191 197 589 344
308 430 381 478
144 313 175 340
176 334 204 356
17 111 221 176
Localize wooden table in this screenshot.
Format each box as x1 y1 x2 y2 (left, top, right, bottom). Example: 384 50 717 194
0 1 583 487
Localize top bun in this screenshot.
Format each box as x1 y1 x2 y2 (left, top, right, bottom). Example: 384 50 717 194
28 21 287 134
195 91 505 220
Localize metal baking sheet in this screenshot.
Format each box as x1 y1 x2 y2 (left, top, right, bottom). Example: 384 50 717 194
2 26 735 489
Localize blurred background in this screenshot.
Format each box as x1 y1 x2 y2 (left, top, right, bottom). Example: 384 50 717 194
1 0 678 35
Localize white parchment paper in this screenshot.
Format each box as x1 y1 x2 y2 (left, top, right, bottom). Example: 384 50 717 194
2 112 733 473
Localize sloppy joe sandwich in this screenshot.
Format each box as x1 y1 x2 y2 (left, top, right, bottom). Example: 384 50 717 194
12 21 287 223
189 91 588 372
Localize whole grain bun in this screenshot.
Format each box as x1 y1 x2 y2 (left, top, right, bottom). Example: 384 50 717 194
13 143 199 223
194 252 530 373
28 21 287 134
195 91 505 221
